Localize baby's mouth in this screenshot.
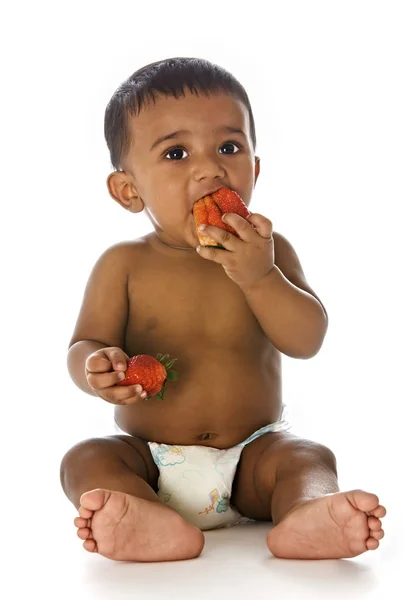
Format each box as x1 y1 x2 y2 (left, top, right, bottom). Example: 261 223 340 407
192 188 251 248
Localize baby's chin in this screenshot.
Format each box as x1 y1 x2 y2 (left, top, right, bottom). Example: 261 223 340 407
182 219 201 248
183 235 199 250
164 214 203 249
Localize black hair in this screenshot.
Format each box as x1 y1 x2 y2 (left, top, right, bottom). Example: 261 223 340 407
104 57 256 171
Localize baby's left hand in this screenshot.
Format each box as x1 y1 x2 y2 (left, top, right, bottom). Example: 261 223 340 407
196 212 274 290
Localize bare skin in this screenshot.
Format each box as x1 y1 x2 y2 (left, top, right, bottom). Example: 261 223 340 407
63 90 386 562
74 489 204 562
267 490 386 559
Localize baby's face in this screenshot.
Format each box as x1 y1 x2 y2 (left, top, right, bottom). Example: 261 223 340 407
122 91 259 249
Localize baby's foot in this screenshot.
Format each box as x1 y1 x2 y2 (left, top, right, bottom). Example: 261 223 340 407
267 489 386 559
74 488 205 562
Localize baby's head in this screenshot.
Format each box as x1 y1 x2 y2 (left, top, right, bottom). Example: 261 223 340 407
105 57 260 250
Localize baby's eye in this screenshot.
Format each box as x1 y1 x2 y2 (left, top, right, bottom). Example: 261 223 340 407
165 147 189 160
219 142 240 155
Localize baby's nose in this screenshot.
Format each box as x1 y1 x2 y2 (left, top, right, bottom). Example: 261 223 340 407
194 155 226 180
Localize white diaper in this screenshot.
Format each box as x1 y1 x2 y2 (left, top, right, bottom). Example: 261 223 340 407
148 406 291 530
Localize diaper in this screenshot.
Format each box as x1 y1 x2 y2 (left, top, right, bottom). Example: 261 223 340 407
148 405 291 530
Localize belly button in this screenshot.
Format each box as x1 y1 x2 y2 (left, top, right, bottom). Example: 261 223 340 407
198 432 217 442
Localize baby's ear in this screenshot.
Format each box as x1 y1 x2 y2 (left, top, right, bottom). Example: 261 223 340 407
106 171 144 213
254 156 261 183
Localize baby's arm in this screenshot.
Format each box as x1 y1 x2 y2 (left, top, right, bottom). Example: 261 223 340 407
243 232 328 359
67 243 130 397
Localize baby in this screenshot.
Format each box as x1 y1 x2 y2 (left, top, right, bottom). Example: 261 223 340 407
61 57 386 562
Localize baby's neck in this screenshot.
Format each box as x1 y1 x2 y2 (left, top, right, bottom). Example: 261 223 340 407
146 232 199 258
155 235 195 251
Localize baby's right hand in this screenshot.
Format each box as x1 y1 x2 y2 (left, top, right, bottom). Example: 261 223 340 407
85 347 147 405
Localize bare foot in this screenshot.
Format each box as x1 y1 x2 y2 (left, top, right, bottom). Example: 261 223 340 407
267 489 386 559
74 488 205 562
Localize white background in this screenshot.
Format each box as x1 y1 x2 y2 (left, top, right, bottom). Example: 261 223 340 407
1 1 403 598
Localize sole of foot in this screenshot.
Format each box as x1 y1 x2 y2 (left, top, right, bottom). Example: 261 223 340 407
74 488 205 562
266 489 386 560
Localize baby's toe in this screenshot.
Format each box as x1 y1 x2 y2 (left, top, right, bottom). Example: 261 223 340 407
74 516 89 529
77 527 91 541
368 516 382 531
372 505 387 518
83 538 97 553
78 505 93 519
366 538 379 551
353 490 380 512
371 528 384 541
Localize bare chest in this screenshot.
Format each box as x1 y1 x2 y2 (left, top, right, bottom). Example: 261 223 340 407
125 255 263 355
116 246 282 446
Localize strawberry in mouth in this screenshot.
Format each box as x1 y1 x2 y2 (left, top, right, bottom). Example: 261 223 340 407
193 187 251 248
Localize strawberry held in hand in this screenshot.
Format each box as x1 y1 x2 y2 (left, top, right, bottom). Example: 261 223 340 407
118 353 178 400
193 187 275 291
193 187 251 248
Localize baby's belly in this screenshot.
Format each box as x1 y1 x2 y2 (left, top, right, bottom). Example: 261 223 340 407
115 348 282 449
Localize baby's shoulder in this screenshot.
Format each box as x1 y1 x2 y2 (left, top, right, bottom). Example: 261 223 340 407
90 236 151 282
98 236 150 262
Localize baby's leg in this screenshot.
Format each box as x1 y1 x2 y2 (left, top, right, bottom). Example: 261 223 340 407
232 433 386 559
60 435 204 562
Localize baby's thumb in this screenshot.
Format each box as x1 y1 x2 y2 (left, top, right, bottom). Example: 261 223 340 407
246 213 273 239
104 347 129 371
86 351 111 373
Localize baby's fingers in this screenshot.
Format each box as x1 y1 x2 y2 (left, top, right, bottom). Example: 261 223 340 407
86 354 112 374
87 370 126 391
103 384 148 405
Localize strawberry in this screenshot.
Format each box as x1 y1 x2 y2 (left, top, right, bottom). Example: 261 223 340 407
212 188 251 219
193 187 251 248
118 353 178 400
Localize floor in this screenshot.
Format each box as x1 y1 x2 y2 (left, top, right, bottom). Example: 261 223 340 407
5 398 402 600
8 502 402 600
